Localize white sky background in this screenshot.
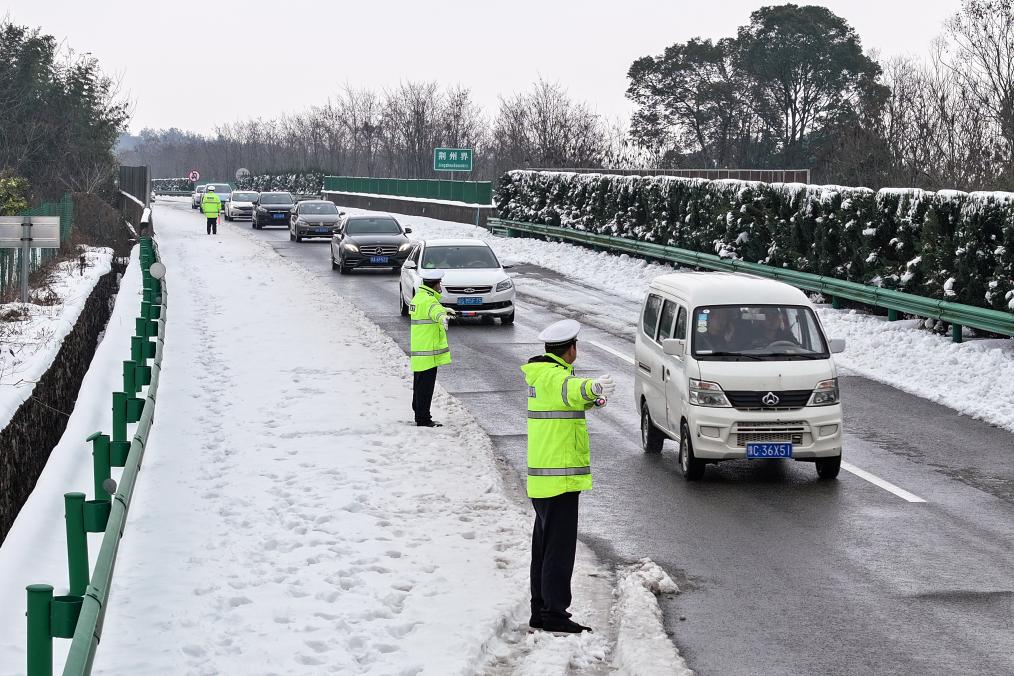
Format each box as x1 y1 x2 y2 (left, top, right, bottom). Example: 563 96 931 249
7 0 960 135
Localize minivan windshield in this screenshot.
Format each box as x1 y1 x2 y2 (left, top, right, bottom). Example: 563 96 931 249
259 193 293 205
207 183 231 193
691 305 829 360
422 245 498 269
345 217 401 234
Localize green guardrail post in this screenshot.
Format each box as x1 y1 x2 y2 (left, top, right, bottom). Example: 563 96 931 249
131 335 144 363
87 432 111 501
831 296 843 310
123 360 137 395
951 323 963 343
887 308 899 321
64 492 88 596
126 396 145 424
111 392 129 466
26 583 53 676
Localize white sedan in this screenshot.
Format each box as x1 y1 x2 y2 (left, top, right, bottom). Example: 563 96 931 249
224 190 259 221
399 239 515 324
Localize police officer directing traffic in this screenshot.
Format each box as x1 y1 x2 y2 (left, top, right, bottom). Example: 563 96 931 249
522 319 615 633
200 185 221 235
409 270 456 427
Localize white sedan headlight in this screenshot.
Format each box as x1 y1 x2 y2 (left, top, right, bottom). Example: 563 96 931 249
495 278 513 292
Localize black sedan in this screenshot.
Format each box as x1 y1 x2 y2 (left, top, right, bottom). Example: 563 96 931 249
252 192 295 229
290 201 343 242
330 214 413 274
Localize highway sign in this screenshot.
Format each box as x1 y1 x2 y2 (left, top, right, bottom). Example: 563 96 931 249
433 148 473 172
188 170 201 182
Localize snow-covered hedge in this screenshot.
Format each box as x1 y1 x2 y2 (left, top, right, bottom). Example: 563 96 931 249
495 171 1014 312
236 170 325 195
151 177 194 192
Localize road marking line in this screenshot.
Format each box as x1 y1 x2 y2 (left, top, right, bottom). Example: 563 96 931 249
841 462 927 503
587 340 635 365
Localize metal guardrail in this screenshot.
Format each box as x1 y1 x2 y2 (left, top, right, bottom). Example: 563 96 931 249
324 175 493 205
485 218 1014 342
23 228 168 676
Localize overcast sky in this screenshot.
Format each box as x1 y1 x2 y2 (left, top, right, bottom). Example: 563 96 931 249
6 0 960 135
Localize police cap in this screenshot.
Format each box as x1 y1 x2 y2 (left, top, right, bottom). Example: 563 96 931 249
538 319 581 348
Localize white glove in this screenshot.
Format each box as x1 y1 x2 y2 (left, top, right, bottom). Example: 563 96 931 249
592 374 615 399
441 315 450 330
445 307 458 317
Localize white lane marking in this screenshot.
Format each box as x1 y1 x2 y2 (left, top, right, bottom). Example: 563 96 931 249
587 340 635 365
841 461 927 503
586 341 929 503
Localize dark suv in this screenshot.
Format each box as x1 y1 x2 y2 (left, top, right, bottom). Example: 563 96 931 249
252 192 295 229
330 214 413 274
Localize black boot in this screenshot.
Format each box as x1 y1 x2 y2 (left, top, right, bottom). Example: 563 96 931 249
541 618 592 634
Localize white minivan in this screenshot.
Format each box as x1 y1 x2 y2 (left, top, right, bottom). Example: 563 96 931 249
634 272 846 481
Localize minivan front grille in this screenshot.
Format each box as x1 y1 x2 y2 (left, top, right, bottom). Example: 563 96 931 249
725 390 812 410
445 285 493 294
735 421 807 447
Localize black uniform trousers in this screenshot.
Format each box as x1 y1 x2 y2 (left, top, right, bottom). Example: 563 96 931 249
206 216 218 234
530 490 580 622
412 367 438 425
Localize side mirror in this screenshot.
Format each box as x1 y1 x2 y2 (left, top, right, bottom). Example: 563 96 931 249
403 260 417 270
662 338 685 356
404 227 413 234
828 338 846 354
338 210 347 216
503 264 515 270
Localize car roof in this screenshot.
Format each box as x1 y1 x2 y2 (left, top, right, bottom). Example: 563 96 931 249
297 200 333 205
421 238 488 247
649 271 811 307
260 191 291 195
345 212 397 219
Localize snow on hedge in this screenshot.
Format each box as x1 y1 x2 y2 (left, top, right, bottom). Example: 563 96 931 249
495 171 1014 315
236 170 325 195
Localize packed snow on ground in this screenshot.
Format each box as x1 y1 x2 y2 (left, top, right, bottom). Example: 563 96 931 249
371 210 1014 434
0 247 113 428
0 246 140 674
85 206 689 675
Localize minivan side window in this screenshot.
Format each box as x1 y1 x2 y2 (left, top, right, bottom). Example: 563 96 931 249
657 299 679 343
642 294 662 339
674 307 687 340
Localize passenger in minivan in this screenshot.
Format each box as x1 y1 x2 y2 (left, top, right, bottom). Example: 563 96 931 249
696 308 744 353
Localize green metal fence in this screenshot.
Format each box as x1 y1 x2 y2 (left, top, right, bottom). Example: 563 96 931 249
323 175 493 206
0 193 74 299
23 234 167 676
485 218 1014 342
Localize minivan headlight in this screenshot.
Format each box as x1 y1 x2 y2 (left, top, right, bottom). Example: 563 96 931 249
495 278 513 292
807 378 839 406
689 379 731 407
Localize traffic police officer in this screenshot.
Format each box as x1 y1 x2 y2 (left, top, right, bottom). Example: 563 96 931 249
200 185 222 235
410 270 455 427
522 319 614 633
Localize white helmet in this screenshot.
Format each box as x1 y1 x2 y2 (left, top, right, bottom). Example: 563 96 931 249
206 185 216 192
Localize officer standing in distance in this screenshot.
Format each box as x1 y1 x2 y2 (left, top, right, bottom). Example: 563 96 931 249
200 185 222 235
409 270 456 427
522 319 615 633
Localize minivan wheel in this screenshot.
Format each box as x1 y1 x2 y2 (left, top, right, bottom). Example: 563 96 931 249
640 402 664 454
815 454 842 480
678 422 706 480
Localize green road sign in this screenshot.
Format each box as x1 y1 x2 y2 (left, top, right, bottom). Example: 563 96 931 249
434 147 473 172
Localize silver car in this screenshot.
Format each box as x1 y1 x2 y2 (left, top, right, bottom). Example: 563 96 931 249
289 200 343 242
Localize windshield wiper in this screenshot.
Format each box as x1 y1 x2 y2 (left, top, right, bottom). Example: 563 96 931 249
695 351 765 360
751 353 825 360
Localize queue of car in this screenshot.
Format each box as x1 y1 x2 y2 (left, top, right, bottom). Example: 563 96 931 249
191 188 847 481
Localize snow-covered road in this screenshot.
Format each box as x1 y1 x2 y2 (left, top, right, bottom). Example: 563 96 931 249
87 203 689 675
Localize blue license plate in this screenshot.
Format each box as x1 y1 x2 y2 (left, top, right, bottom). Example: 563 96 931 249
314 228 329 234
370 256 389 264
746 442 793 458
272 213 285 220
458 297 483 306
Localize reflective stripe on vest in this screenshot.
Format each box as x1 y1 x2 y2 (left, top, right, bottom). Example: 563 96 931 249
562 376 577 406
411 319 436 325
581 380 593 401
411 347 450 357
527 410 586 419
528 465 591 476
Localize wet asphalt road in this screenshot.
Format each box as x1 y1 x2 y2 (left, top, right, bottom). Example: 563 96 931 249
170 201 1014 676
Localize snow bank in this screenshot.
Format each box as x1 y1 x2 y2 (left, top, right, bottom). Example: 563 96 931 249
382 211 1014 434
0 247 113 429
0 246 139 674
612 559 692 676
